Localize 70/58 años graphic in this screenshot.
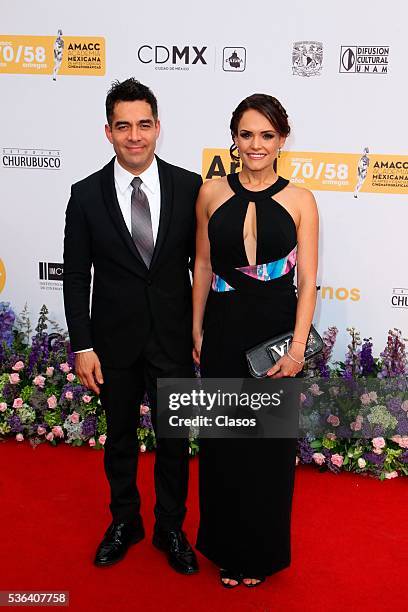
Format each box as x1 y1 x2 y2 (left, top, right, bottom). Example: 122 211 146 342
0 32 105 79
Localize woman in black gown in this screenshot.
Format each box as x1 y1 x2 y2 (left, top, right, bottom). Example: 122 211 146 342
192 94 319 587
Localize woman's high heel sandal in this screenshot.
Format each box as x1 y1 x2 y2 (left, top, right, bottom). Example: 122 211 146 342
243 576 266 587
219 568 243 588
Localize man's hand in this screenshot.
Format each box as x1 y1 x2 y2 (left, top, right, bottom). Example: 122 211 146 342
74 351 104 395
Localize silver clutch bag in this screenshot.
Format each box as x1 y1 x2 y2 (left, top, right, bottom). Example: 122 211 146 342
245 325 324 378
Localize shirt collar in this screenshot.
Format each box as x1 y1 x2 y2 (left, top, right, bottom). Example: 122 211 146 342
114 156 159 195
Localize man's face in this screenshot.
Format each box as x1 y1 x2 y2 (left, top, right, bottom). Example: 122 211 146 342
105 100 160 174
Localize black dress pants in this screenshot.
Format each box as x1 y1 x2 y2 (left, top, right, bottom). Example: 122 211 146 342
100 332 193 529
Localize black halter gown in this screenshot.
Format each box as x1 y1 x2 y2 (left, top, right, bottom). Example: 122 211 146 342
196 172 298 577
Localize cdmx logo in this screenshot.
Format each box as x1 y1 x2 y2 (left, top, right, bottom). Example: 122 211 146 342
39 262 63 281
137 45 207 65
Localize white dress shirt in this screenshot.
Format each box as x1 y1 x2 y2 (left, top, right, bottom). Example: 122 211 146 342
75 156 161 354
114 156 161 242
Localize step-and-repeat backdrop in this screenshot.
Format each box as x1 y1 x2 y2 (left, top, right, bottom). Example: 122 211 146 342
0 0 407 359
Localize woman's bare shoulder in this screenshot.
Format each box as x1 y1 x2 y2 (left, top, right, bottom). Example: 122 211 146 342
284 182 317 207
199 176 229 196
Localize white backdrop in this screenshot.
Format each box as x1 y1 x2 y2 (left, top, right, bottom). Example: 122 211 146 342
0 0 407 360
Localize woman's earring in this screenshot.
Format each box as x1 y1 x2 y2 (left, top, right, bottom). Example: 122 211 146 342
229 144 241 162
278 148 281 158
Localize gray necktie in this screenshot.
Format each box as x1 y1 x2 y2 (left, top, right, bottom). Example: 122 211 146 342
131 177 154 268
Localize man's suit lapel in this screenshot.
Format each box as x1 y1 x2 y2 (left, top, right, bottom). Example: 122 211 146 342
100 158 147 270
150 156 174 271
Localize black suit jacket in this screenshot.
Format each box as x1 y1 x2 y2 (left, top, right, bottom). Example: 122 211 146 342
63 156 202 368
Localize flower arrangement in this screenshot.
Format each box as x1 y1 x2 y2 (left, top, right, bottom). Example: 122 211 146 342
0 303 156 452
0 303 407 478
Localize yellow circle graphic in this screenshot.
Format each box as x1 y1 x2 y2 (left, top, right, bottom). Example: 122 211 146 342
0 259 6 293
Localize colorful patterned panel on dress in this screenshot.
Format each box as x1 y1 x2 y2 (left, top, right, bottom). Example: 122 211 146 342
211 274 235 292
236 245 297 281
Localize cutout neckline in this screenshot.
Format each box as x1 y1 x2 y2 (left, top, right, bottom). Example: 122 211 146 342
227 172 289 202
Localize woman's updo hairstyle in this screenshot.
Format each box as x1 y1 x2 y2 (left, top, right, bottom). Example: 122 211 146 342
229 94 290 161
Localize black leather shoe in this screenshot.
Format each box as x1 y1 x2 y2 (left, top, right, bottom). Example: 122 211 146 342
94 521 145 567
152 528 199 574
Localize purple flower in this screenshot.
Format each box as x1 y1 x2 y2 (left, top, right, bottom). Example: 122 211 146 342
342 328 362 379
387 397 402 415
0 302 16 348
297 438 315 463
396 418 408 436
399 450 408 464
81 415 97 438
307 326 338 378
363 451 385 466
8 414 23 433
360 338 376 376
378 329 407 378
140 411 153 429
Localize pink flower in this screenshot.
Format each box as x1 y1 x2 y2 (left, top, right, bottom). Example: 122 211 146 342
15 433 24 442
399 437 408 449
372 437 386 450
13 398 23 409
385 471 398 479
402 400 408 412
369 391 377 402
88 437 96 447
373 448 383 455
312 452 325 465
360 393 371 405
140 444 147 453
327 415 340 427
52 426 64 438
82 394 92 404
46 367 54 377
66 373 75 382
12 361 24 371
69 411 80 424
309 383 323 396
33 375 46 388
140 404 150 415
9 373 20 384
65 391 73 401
46 432 54 441
47 395 58 409
356 415 364 423
0 402 8 412
300 393 307 404
331 454 344 467
350 421 362 431
98 434 107 446
357 458 366 469
37 426 46 435
326 432 336 440
60 362 71 373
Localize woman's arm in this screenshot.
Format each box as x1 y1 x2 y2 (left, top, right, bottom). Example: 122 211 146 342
192 181 214 365
268 188 319 377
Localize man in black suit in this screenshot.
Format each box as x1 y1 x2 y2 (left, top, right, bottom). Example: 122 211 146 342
63 78 201 573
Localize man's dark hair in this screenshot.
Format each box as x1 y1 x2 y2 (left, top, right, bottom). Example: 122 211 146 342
105 78 158 126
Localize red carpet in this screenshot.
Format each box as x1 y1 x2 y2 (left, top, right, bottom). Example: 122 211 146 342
0 441 407 612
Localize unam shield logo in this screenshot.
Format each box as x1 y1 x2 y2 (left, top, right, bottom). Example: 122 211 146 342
0 259 6 293
292 41 323 77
